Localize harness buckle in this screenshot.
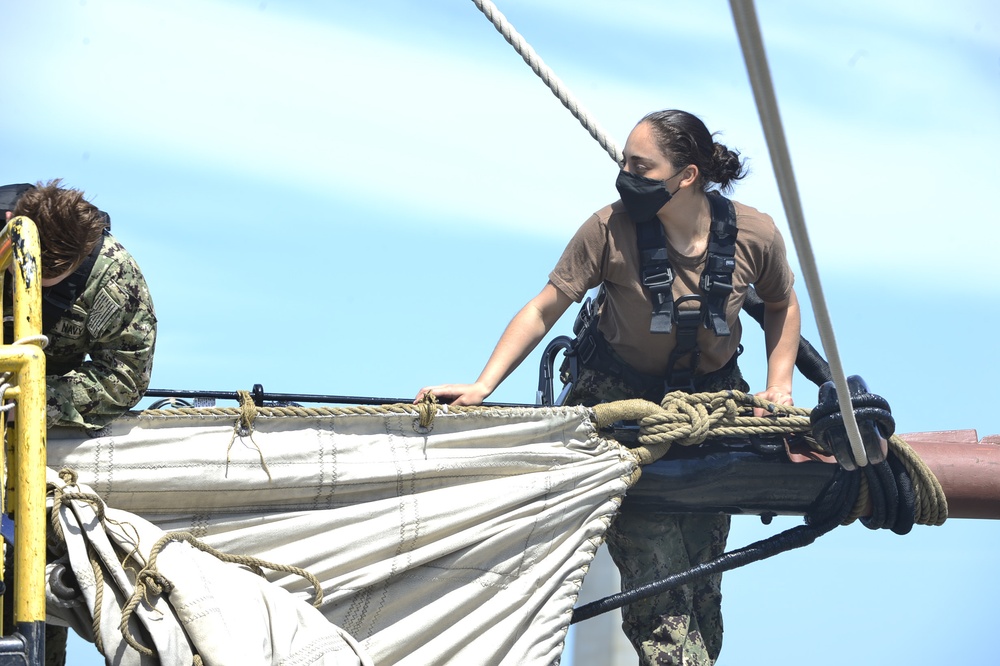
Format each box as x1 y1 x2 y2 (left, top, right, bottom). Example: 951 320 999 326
706 254 736 273
641 264 674 288
576 334 597 365
701 272 733 295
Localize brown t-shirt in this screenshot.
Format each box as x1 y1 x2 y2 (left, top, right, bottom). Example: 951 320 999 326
548 198 795 377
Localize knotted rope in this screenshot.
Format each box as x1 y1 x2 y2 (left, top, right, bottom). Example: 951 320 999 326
119 531 324 658
592 390 946 527
49 467 143 655
48 467 323 663
140 391 946 525
572 391 946 624
224 390 272 481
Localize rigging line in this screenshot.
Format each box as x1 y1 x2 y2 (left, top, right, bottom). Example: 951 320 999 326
729 0 869 467
470 0 622 165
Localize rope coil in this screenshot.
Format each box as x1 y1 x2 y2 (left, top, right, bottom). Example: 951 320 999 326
48 468 324 663
591 391 946 526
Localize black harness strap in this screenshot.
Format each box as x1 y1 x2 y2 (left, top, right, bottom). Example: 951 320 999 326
637 191 738 338
670 193 738 387
701 192 738 336
663 294 705 390
636 219 675 334
560 191 740 396
41 232 106 334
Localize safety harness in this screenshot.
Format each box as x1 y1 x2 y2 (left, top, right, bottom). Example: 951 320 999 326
0 182 111 340
40 232 107 333
552 191 739 401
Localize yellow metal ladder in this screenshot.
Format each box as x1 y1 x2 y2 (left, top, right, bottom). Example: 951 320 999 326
0 215 48 665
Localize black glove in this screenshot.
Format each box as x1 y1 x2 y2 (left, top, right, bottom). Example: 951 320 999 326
810 375 895 471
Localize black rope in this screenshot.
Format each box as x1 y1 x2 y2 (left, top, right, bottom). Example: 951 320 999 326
741 285 832 386
570 284 915 625
860 455 915 536
570 446 917 624
571 469 860 624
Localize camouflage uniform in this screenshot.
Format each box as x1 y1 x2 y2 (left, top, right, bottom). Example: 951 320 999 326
9 233 157 430
566 360 749 666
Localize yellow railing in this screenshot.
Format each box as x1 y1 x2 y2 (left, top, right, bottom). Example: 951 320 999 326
0 215 47 662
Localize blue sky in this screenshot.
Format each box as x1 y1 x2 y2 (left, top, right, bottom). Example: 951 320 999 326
2 1 998 664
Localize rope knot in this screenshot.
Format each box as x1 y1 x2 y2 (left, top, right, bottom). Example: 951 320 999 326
416 392 439 430
58 467 79 486
235 389 258 436
225 391 271 482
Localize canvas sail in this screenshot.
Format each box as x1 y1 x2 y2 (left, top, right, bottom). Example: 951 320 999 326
45 404 637 665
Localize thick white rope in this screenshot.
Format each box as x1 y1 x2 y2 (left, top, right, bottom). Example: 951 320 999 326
728 0 868 467
470 0 622 164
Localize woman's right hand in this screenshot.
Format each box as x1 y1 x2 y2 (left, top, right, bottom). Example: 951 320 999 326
414 283 572 409
414 382 492 406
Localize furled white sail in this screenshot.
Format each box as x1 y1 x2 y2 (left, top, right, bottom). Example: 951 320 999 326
45 404 637 665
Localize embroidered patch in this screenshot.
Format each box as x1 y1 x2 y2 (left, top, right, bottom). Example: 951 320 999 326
52 318 85 339
88 287 121 337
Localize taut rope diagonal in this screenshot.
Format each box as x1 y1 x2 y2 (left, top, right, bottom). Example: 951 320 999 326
729 0 868 466
471 0 622 164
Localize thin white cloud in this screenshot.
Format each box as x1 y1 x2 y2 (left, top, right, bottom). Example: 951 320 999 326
2 0 996 285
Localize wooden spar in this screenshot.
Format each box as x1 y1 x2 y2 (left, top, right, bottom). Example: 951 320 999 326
625 430 1000 520
902 430 1000 520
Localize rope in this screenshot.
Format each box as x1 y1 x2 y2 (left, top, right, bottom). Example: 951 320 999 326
416 391 439 429
888 433 947 526
592 391 813 465
590 391 946 527
470 0 622 164
572 467 861 624
49 468 143 656
728 0 869 467
139 401 530 420
225 390 272 481
119 531 325 658
140 403 448 419
138 391 946 524
48 467 323 663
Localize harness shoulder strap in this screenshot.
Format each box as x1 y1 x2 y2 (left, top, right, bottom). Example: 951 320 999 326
700 192 738 336
636 219 674 334
41 232 107 333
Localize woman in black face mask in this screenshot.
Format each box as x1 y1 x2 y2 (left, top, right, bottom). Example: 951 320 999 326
416 109 800 666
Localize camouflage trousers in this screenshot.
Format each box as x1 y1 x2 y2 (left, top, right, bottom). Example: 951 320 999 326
566 360 749 666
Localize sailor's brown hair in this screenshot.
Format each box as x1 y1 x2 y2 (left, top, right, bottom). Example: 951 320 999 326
640 109 749 193
11 179 107 279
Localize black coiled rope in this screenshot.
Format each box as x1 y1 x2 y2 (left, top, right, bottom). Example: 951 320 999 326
571 300 917 624
571 451 917 624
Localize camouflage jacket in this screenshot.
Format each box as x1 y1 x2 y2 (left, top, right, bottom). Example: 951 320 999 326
38 233 156 429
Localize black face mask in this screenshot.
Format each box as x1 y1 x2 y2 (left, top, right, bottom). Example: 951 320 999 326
615 168 684 223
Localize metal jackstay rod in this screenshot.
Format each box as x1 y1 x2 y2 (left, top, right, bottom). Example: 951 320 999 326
144 387 530 409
